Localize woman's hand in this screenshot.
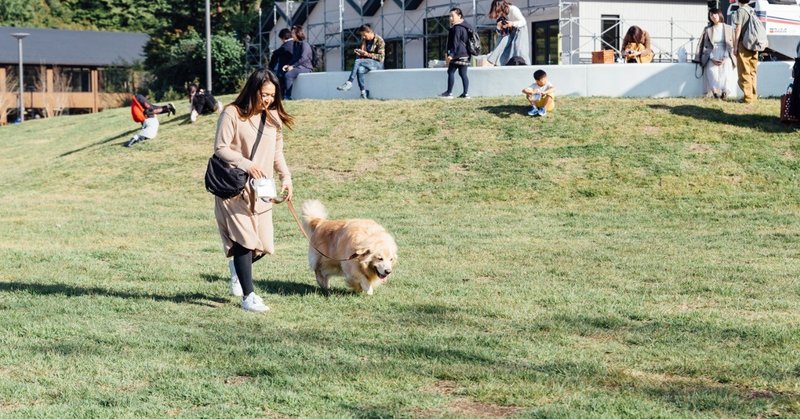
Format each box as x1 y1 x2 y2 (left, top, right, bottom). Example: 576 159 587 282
248 165 266 179
282 64 293 72
281 183 293 201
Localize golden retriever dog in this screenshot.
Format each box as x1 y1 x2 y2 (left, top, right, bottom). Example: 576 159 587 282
301 200 398 295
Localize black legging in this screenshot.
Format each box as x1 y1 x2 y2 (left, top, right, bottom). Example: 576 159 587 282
231 242 254 297
446 63 469 95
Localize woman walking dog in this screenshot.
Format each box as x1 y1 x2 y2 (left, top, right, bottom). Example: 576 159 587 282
213 69 294 313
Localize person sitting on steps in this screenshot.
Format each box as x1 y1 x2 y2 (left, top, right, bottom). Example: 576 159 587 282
336 24 385 99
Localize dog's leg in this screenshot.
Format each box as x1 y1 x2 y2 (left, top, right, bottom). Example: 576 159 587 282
314 267 331 297
360 278 374 296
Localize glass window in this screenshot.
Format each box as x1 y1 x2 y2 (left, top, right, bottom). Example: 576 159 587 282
601 15 620 52
424 15 449 66
342 27 362 70
98 67 132 93
312 44 325 72
532 20 559 65
384 39 403 69
62 67 91 92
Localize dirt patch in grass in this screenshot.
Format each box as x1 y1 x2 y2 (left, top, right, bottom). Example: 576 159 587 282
643 126 660 135
417 380 524 417
688 143 713 153
224 375 253 385
0 402 21 412
748 390 775 400
783 149 795 160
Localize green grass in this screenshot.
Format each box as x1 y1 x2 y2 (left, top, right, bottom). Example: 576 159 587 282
0 96 798 417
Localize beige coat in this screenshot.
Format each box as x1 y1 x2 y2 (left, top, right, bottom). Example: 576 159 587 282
213 106 291 258
695 24 736 67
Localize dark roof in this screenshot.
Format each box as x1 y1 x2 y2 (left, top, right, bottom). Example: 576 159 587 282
0 27 148 67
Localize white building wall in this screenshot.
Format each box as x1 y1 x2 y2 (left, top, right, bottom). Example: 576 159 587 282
576 0 708 62
269 0 710 70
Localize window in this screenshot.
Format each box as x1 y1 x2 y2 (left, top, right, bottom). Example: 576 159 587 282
424 15 449 66
384 39 403 69
312 44 325 72
62 67 91 92
532 20 559 65
342 27 362 71
99 67 132 93
600 15 620 52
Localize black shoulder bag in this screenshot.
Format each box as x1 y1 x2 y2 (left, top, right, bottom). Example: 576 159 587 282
204 110 267 199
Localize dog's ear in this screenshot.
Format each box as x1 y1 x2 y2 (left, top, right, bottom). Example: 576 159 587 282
351 248 371 260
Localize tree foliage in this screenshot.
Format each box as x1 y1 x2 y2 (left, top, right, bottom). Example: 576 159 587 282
145 29 246 96
3 0 264 95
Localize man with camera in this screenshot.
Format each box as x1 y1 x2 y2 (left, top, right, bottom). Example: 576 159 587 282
336 24 385 99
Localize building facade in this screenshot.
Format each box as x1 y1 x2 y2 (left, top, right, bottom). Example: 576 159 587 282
262 0 709 71
0 27 148 124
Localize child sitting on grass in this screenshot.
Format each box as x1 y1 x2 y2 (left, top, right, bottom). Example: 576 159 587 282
522 69 555 117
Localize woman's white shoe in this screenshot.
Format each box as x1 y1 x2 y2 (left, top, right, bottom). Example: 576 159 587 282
241 292 269 313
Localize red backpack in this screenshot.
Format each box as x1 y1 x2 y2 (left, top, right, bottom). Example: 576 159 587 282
130 95 146 123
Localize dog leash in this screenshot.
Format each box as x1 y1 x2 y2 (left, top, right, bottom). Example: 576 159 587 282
273 196 358 262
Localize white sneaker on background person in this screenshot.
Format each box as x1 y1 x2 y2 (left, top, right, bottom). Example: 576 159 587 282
241 292 269 313
190 109 199 123
228 259 243 297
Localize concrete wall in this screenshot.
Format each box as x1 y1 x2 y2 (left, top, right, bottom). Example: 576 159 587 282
292 62 794 99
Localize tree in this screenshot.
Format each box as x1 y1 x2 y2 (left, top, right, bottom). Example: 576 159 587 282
145 28 246 96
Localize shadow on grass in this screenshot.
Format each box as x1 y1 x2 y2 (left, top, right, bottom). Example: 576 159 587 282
59 127 139 157
0 281 229 307
648 104 797 133
479 105 527 119
255 278 351 297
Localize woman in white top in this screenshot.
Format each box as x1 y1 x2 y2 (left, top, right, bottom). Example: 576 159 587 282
486 0 530 66
695 8 737 99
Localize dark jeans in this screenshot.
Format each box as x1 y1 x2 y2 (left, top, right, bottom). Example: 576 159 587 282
348 58 383 91
284 67 312 99
445 62 469 95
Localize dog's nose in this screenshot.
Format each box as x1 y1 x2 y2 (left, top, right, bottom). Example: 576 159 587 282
385 269 391 275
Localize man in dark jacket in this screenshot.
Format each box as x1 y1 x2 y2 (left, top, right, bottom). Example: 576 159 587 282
268 28 294 97
439 8 472 99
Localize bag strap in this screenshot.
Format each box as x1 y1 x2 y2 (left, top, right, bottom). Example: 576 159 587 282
249 110 267 160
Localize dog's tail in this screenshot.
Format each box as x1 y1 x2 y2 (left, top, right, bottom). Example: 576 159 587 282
301 200 328 233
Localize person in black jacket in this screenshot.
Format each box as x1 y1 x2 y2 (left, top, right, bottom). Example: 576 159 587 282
439 8 472 99
792 41 800 118
268 28 294 97
282 25 314 100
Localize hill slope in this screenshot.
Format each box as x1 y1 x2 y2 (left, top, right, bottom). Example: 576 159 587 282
0 97 798 417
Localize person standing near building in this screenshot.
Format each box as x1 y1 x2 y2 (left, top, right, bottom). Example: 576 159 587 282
282 25 314 100
440 7 472 98
696 8 737 99
336 24 385 99
733 0 759 103
485 0 529 66
268 28 294 97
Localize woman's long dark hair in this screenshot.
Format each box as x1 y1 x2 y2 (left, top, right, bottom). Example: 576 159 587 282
622 25 645 46
230 69 294 128
488 0 510 19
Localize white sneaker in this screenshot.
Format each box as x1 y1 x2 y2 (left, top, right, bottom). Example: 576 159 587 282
241 292 269 313
337 81 352 91
190 109 198 122
228 259 243 297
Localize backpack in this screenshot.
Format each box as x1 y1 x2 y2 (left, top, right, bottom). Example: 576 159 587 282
465 25 482 56
740 7 768 52
130 95 146 124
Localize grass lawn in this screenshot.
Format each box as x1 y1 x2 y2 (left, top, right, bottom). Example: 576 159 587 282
0 95 798 417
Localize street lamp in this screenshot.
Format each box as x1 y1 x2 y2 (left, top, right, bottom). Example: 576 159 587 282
205 0 212 93
10 32 29 123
